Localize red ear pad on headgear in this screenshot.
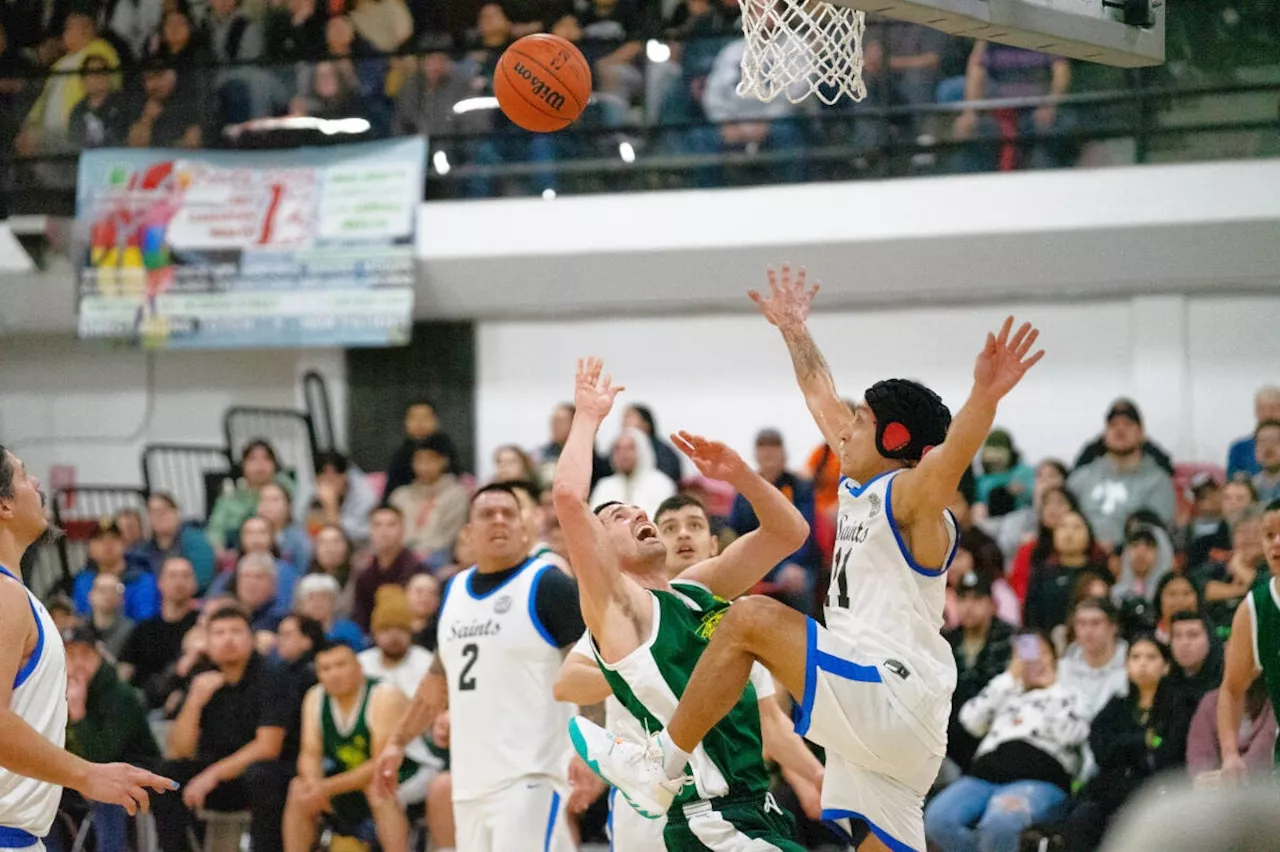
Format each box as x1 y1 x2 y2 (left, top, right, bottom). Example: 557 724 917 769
881 422 912 453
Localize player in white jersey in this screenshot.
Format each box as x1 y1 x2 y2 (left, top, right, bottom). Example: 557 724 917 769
554 493 824 850
584 267 1045 851
0 446 174 851
375 482 585 852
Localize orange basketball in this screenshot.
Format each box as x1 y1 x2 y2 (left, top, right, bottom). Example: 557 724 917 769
494 34 592 133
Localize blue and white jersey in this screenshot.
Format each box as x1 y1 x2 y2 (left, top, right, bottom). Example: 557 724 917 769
0 565 67 846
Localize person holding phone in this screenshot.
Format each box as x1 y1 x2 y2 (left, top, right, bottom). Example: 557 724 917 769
925 630 1091 852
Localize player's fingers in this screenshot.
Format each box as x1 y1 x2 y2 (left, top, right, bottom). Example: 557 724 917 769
996 315 1013 345
809 282 821 301
1017 327 1040 357
137 769 179 793
1007 321 1028 351
795 266 806 289
130 786 151 813
747 289 762 306
1023 349 1046 370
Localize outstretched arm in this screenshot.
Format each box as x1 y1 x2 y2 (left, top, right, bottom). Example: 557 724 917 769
674 432 809 600
894 317 1045 525
1218 604 1258 784
750 265 855 455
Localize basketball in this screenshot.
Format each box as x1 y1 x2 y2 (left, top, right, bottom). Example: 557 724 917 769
494 34 592 133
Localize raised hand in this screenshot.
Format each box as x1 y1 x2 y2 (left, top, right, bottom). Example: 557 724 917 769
574 357 625 421
973 316 1045 401
671 431 749 483
748 264 820 330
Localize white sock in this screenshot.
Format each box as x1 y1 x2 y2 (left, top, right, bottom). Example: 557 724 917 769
656 729 692 778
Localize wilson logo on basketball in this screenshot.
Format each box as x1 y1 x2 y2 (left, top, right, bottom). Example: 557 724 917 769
512 61 566 111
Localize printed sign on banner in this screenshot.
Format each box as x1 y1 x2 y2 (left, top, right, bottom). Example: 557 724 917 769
73 137 424 349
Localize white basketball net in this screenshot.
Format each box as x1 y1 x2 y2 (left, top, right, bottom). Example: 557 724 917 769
736 0 867 106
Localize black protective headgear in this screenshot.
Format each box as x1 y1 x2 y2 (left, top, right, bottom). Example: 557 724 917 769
864 379 951 463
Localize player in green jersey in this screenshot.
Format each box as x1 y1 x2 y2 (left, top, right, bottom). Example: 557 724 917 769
552 358 821 850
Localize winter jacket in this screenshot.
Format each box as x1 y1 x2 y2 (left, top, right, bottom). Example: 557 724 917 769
65 661 161 767
72 554 160 623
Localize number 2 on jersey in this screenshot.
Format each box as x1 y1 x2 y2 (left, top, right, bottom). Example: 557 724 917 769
459 642 479 691
829 546 852 609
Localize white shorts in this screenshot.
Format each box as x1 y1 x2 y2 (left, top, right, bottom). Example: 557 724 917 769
607 786 666 851
396 763 435 807
795 618 945 852
453 776 574 852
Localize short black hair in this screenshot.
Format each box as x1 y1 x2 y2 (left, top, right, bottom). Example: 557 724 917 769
1153 572 1201 621
406 399 437 414
1170 610 1209 633
283 613 327 649
471 482 522 509
592 500 624 516
0 446 13 500
314 635 361 655
1127 632 1172 662
314 450 349 475
207 605 251 629
1126 526 1159 548
413 434 454 463
627 404 657 435
369 503 403 522
240 439 280 468
1267 498 1280 514
654 494 707 525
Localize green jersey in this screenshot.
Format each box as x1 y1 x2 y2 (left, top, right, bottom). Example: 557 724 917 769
591 581 771 810
320 679 419 823
1247 578 1280 765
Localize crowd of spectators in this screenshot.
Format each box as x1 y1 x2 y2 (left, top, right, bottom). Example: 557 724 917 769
36 379 1280 850
9 0 1253 199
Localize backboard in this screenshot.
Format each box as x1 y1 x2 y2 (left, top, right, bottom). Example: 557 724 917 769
832 0 1165 67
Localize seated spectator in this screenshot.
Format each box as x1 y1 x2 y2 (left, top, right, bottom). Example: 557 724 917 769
1024 510 1109 632
124 59 201 148
1167 611 1223 702
139 491 216 592
284 640 437 849
312 451 379 547
492 443 540 485
144 8 208 99
84 573 134 659
208 516 300 611
1221 478 1258 530
16 13 120 158
265 0 326 61
108 0 164 61
289 58 368 124
207 439 294 556
54 626 160 852
258 481 312 573
206 0 283 124
231 552 290 642
1178 472 1231 573
276 613 325 670
1185 677 1276 781
357 585 433 698
950 40 1073 172
1064 636 1196 852
1251 420 1280 504
1153 573 1202 644
306 523 358 616
393 50 482 139
1112 525 1173 607
980 458 1068 573
117 556 200 710
1193 512 1266 634
1226 386 1280 480
295 573 367 650
113 507 144 552
944 572 1015 773
1058 596 1129 719
381 400 460 503
578 0 645 121
1067 400 1176 551
388 435 470 561
590 428 677 519
951 487 1007 588
623 404 682 485
510 481 570 573
154 607 291 852
1006 481 1077 602
73 520 158 623
945 545 1019 629
347 0 412 54
352 506 423 632
974 428 1036 517
535 402 610 492
405 572 441 650
925 630 1089 852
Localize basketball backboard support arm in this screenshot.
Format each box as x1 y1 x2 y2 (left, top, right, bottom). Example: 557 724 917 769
830 0 1164 67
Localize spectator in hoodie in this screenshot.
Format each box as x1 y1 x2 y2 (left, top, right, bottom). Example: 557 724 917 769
945 572 1016 773
85 573 134 659
1024 509 1110 632
1112 525 1174 608
1153 573 1202 645
73 520 159 623
1250 420 1280 504
1167 611 1223 703
257 481 312 574
1058 596 1129 719
313 450 379 547
623 404 683 484
140 491 217 592
589 427 677 518
1063 635 1196 852
381 400 462 503
207 439 296 556
16 13 120 158
1068 399 1176 549
117 556 200 710
55 625 161 852
1185 676 1276 781
389 435 470 561
974 428 1036 517
925 630 1090 852
980 458 1068 566
1226 386 1280 480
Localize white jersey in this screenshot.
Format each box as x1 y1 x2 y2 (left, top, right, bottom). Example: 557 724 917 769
437 559 574 802
0 566 67 844
826 470 958 747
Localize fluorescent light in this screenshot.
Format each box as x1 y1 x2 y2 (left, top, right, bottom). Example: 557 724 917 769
453 97 500 115
618 141 636 164
542 188 557 200
646 40 671 63
432 150 450 175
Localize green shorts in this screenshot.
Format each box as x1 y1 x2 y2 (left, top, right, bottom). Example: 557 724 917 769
663 792 804 851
